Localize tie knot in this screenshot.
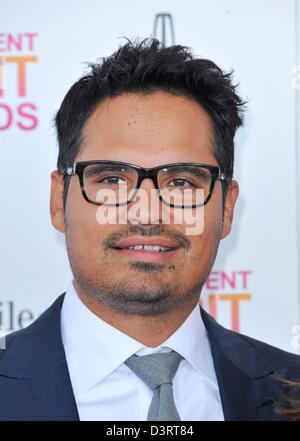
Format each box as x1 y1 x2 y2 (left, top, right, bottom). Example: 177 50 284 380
125 350 183 391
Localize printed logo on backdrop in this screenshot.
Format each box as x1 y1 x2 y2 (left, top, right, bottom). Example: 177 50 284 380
0 300 34 335
200 270 252 332
0 32 38 130
153 13 175 45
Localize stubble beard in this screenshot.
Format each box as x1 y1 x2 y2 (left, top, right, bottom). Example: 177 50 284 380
65 221 222 318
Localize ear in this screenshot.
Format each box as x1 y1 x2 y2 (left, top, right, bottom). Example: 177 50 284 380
50 170 65 233
221 179 239 239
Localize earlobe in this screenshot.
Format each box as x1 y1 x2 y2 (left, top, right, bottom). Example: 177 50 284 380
221 180 239 239
50 171 66 233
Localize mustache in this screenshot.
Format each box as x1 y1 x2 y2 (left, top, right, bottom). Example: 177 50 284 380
103 224 190 250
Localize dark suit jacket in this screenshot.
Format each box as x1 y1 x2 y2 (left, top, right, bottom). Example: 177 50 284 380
0 293 299 421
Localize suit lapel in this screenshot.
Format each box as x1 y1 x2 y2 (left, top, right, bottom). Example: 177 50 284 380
0 294 80 421
200 307 285 421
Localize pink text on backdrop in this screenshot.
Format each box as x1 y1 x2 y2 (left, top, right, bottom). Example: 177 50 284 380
200 270 252 332
0 33 38 130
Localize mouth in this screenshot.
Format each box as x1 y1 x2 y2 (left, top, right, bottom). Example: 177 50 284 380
110 237 179 262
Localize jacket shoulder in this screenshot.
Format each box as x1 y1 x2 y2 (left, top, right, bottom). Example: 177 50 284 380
0 294 65 372
237 331 300 367
201 307 300 376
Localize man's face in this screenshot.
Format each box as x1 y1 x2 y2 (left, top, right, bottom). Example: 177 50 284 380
51 91 239 316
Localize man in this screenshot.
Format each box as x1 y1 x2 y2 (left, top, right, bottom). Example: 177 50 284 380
0 38 298 421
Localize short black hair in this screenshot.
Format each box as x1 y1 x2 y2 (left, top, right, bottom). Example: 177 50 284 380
55 37 246 207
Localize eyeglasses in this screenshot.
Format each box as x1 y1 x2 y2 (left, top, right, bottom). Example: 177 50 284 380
61 160 228 208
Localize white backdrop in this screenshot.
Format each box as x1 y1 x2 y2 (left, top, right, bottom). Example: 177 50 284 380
0 0 299 352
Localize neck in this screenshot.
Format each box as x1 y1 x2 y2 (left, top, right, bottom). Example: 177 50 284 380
74 283 199 347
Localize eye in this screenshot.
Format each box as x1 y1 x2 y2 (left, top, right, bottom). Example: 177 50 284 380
100 175 128 185
168 178 196 188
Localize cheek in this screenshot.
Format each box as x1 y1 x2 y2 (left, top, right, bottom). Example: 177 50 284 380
187 200 223 267
65 183 104 259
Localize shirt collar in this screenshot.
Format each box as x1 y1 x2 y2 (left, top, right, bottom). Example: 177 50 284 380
61 280 217 395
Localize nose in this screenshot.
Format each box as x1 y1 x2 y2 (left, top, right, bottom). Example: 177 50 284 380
127 177 162 225
139 177 157 192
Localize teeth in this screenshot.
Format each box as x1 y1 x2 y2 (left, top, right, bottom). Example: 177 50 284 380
144 245 165 252
127 245 171 252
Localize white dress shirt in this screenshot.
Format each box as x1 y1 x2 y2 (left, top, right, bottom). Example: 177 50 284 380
60 281 224 421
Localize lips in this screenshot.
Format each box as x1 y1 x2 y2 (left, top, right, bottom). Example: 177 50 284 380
111 236 179 251
110 236 179 262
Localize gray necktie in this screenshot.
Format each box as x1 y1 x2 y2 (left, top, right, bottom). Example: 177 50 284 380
125 350 183 421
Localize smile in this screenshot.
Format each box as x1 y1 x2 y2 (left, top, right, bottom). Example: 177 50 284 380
110 236 179 262
115 245 173 252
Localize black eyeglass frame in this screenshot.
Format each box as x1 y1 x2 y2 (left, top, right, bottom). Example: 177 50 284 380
61 160 229 208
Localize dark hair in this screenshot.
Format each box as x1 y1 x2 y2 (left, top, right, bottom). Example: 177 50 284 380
55 37 246 207
275 378 300 421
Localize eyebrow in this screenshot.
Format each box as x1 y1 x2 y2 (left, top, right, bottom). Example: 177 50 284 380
161 165 210 178
84 163 132 177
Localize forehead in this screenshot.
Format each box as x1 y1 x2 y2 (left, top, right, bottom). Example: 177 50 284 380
78 91 215 166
